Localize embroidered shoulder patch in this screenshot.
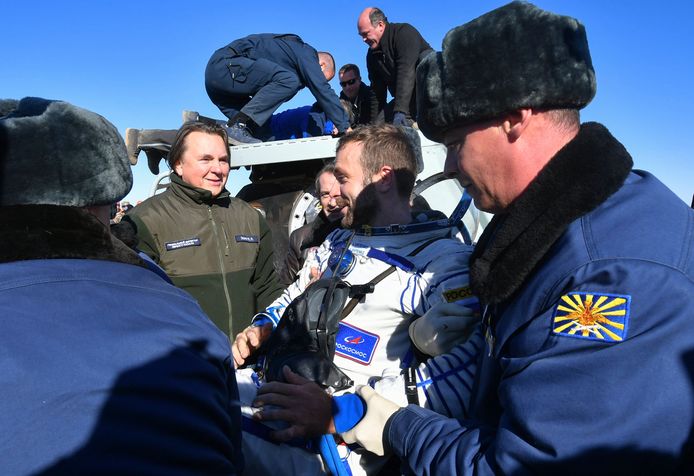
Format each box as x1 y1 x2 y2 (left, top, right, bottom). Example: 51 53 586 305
552 292 631 342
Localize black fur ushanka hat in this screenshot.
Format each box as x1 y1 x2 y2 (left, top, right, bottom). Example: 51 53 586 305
0 97 132 206
417 1 596 143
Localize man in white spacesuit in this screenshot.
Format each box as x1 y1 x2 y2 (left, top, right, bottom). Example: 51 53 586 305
233 124 481 475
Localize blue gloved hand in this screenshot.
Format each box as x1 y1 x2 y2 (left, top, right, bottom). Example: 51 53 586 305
331 393 366 433
392 112 409 127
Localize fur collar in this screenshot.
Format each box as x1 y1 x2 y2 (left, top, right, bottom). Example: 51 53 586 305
470 122 633 305
0 205 146 267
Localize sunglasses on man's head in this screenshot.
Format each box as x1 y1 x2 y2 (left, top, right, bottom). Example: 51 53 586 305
340 78 358 87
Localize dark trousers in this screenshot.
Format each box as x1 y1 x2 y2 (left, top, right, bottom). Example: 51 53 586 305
204 48 302 127
375 99 415 126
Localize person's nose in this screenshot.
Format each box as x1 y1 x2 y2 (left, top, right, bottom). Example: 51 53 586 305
328 193 341 205
210 159 226 175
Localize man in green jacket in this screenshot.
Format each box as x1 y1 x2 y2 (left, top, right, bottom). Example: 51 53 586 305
125 121 283 338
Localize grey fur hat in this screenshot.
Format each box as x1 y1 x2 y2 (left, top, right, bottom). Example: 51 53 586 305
0 97 132 206
417 1 596 143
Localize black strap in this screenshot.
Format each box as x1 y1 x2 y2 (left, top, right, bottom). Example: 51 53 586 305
340 266 396 319
317 232 356 355
403 367 419 405
339 236 446 320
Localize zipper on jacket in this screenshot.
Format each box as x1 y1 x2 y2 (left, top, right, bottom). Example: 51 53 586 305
209 207 233 332
222 226 231 257
483 304 495 356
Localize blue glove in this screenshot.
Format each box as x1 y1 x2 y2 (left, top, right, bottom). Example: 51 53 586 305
392 112 409 126
331 393 366 433
324 120 335 135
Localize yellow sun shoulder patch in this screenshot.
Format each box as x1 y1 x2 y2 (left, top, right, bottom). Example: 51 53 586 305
552 292 631 342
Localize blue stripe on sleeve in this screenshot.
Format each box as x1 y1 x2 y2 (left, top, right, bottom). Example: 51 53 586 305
416 366 436 413
424 361 453 417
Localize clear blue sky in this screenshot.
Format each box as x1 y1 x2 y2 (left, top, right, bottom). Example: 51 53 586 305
2 1 692 205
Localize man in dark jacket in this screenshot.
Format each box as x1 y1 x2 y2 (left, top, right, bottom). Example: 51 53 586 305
125 121 283 338
0 97 243 474
344 3 694 474
205 33 351 144
280 163 345 285
338 64 380 127
357 7 432 126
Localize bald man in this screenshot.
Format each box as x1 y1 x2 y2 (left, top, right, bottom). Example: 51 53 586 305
357 7 432 126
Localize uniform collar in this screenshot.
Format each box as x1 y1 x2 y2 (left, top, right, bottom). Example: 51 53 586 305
169 173 230 206
470 122 633 306
353 208 450 237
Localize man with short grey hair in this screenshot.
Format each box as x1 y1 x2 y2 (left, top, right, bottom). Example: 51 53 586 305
343 3 694 474
357 7 431 126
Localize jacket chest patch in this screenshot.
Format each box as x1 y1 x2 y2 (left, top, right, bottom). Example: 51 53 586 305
335 322 379 365
165 237 201 251
235 234 259 243
552 292 631 342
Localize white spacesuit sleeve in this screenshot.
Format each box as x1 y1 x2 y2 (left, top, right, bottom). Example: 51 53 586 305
252 237 335 328
402 238 483 419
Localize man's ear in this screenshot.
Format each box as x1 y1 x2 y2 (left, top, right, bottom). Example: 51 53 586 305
502 108 532 142
319 59 335 81
173 159 183 176
374 166 394 192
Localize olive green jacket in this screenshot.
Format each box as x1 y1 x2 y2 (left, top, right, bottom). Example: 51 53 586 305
125 174 283 338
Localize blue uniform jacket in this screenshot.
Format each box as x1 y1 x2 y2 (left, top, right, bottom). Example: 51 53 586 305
233 34 349 132
0 206 243 475
387 123 694 475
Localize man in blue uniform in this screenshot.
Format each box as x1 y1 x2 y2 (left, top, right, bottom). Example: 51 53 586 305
0 98 243 474
341 3 694 474
205 33 351 144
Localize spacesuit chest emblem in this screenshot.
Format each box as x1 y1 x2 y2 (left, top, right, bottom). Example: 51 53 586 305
328 243 357 277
